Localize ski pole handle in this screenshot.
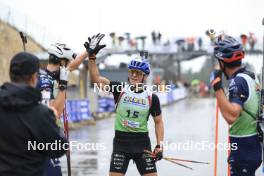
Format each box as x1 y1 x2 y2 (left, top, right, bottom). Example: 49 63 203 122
19 31 27 51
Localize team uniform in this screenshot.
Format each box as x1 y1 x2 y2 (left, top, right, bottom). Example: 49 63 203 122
228 68 262 176
37 69 55 103
210 35 263 176
37 69 62 176
109 81 161 175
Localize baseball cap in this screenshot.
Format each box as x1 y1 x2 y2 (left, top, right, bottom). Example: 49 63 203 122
10 52 40 75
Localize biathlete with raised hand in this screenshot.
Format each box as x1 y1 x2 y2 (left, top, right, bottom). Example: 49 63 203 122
84 33 164 176
210 34 262 176
37 43 89 176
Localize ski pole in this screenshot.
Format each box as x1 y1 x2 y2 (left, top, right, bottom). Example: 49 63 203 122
163 157 209 165
214 100 219 176
63 100 71 176
19 31 27 51
143 149 209 164
163 158 193 170
143 150 193 170
227 133 231 176
261 17 264 173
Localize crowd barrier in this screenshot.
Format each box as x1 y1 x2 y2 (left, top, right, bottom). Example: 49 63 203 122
63 99 92 123
97 96 115 113
156 87 187 106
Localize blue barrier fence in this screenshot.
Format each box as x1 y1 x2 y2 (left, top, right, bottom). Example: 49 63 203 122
97 96 115 113
64 99 92 123
156 87 187 105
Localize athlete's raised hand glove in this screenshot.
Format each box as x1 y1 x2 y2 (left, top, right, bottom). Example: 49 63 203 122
58 66 69 91
210 70 223 92
153 145 163 162
84 33 106 57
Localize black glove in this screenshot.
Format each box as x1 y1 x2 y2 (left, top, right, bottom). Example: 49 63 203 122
153 145 163 162
210 70 223 92
84 33 106 56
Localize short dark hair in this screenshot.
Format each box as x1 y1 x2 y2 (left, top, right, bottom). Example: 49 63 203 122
48 54 60 65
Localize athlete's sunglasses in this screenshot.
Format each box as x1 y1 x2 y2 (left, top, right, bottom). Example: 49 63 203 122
128 69 144 77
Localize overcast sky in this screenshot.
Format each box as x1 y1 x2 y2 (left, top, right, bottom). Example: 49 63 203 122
1 0 264 51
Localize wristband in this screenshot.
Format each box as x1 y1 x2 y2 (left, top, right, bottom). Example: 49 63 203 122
155 144 161 149
59 85 67 91
89 54 96 60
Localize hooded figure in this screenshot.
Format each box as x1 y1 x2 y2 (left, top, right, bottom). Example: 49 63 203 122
0 52 68 176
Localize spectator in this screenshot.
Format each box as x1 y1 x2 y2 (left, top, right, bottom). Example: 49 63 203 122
240 34 248 50
151 30 156 45
198 37 203 50
248 32 256 51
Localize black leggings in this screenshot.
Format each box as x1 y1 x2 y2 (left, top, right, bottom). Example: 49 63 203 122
229 135 262 176
229 161 262 176
110 151 157 175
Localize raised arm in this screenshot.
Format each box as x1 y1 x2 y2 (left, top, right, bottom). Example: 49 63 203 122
88 59 110 88
210 70 242 124
84 33 110 88
67 51 88 71
50 66 69 117
215 89 242 124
